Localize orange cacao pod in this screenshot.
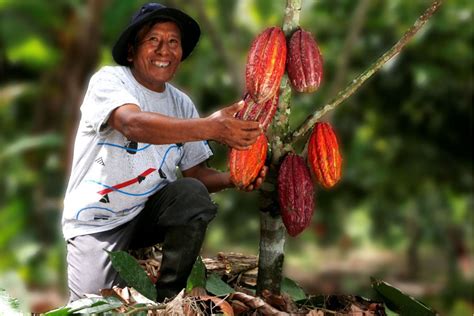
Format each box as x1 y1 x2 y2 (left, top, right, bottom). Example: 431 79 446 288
246 27 287 104
287 28 323 93
278 153 315 237
229 134 268 189
307 122 342 189
236 92 279 131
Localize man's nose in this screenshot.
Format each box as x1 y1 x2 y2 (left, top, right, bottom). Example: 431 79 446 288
154 41 171 55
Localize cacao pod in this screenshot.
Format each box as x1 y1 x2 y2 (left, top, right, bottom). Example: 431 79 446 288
287 28 323 93
236 92 279 131
246 27 287 104
229 134 268 189
307 122 342 189
278 153 315 237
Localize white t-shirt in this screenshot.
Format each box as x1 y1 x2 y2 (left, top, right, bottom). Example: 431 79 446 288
62 66 213 240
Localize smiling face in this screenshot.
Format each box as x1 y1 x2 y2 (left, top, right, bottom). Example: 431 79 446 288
129 21 183 92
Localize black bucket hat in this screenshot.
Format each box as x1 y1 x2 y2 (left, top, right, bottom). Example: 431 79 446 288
112 2 200 65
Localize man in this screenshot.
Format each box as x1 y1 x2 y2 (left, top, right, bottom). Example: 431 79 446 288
62 3 266 302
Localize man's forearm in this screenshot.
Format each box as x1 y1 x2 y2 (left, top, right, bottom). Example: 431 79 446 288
112 106 215 145
182 164 234 193
109 102 262 150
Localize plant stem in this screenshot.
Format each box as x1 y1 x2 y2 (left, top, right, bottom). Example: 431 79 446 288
288 0 444 144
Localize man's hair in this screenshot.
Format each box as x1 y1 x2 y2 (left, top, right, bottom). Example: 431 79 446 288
131 18 182 51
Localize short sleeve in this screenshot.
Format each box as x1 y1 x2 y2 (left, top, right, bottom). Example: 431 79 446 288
81 67 140 135
173 93 213 170
179 140 214 171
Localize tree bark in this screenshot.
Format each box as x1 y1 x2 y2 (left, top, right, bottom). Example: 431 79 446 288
256 0 302 296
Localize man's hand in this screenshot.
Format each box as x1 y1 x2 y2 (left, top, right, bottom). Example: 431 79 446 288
206 101 262 150
241 166 268 192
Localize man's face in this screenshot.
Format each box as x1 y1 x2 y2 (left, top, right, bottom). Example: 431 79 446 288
130 21 183 92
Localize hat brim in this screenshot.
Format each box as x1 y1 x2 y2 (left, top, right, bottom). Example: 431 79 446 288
112 7 200 66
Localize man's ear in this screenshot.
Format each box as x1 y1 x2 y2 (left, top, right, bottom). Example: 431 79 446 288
127 44 134 63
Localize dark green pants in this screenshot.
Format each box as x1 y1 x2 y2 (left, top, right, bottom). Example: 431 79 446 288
67 177 217 302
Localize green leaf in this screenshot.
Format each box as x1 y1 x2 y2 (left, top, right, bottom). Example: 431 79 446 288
186 256 206 292
0 289 22 315
0 133 62 162
281 277 306 301
46 297 106 315
46 296 124 315
205 273 235 296
43 308 71 316
108 250 157 301
295 295 325 308
74 297 123 314
371 277 436 316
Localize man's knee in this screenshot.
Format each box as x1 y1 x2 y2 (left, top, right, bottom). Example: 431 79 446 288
176 177 209 195
169 178 217 223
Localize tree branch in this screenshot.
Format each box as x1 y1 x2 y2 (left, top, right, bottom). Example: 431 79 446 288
192 0 244 90
326 0 371 102
287 0 444 144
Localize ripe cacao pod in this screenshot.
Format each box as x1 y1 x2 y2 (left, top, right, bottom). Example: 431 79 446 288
236 92 279 131
287 28 323 93
278 153 315 237
246 27 287 104
229 134 268 189
307 122 342 189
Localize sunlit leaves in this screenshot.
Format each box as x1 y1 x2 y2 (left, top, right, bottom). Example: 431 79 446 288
7 38 59 70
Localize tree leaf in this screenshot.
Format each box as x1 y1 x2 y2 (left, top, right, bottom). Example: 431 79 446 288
206 273 235 296
46 296 121 315
44 307 71 316
186 256 206 292
0 289 23 316
281 277 306 301
73 297 123 314
371 277 436 316
108 250 157 301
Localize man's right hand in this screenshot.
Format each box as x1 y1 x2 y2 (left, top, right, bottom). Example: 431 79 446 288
206 101 262 150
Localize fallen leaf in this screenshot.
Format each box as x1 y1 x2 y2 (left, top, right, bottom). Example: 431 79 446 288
197 295 234 316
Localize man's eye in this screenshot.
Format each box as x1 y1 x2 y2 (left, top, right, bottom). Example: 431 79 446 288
148 37 159 43
169 39 179 46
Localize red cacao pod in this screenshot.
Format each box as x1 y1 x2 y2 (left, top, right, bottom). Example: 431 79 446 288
236 92 279 131
229 134 268 189
246 27 287 104
287 28 323 93
307 122 342 189
278 153 315 237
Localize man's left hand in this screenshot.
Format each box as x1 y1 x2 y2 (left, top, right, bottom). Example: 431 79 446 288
241 166 268 192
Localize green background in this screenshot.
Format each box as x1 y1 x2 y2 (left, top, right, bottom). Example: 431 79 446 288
0 0 472 314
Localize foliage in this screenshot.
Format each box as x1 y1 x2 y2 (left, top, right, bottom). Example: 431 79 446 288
38 273 439 314
371 278 436 316
205 273 235 296
186 256 206 292
0 0 471 314
108 250 157 301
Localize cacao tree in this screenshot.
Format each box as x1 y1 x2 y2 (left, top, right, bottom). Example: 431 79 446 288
230 0 445 295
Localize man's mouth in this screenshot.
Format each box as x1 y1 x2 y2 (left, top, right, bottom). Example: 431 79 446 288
153 61 171 68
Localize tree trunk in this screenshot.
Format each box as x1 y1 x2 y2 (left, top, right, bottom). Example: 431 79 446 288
256 0 302 296
255 0 443 297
